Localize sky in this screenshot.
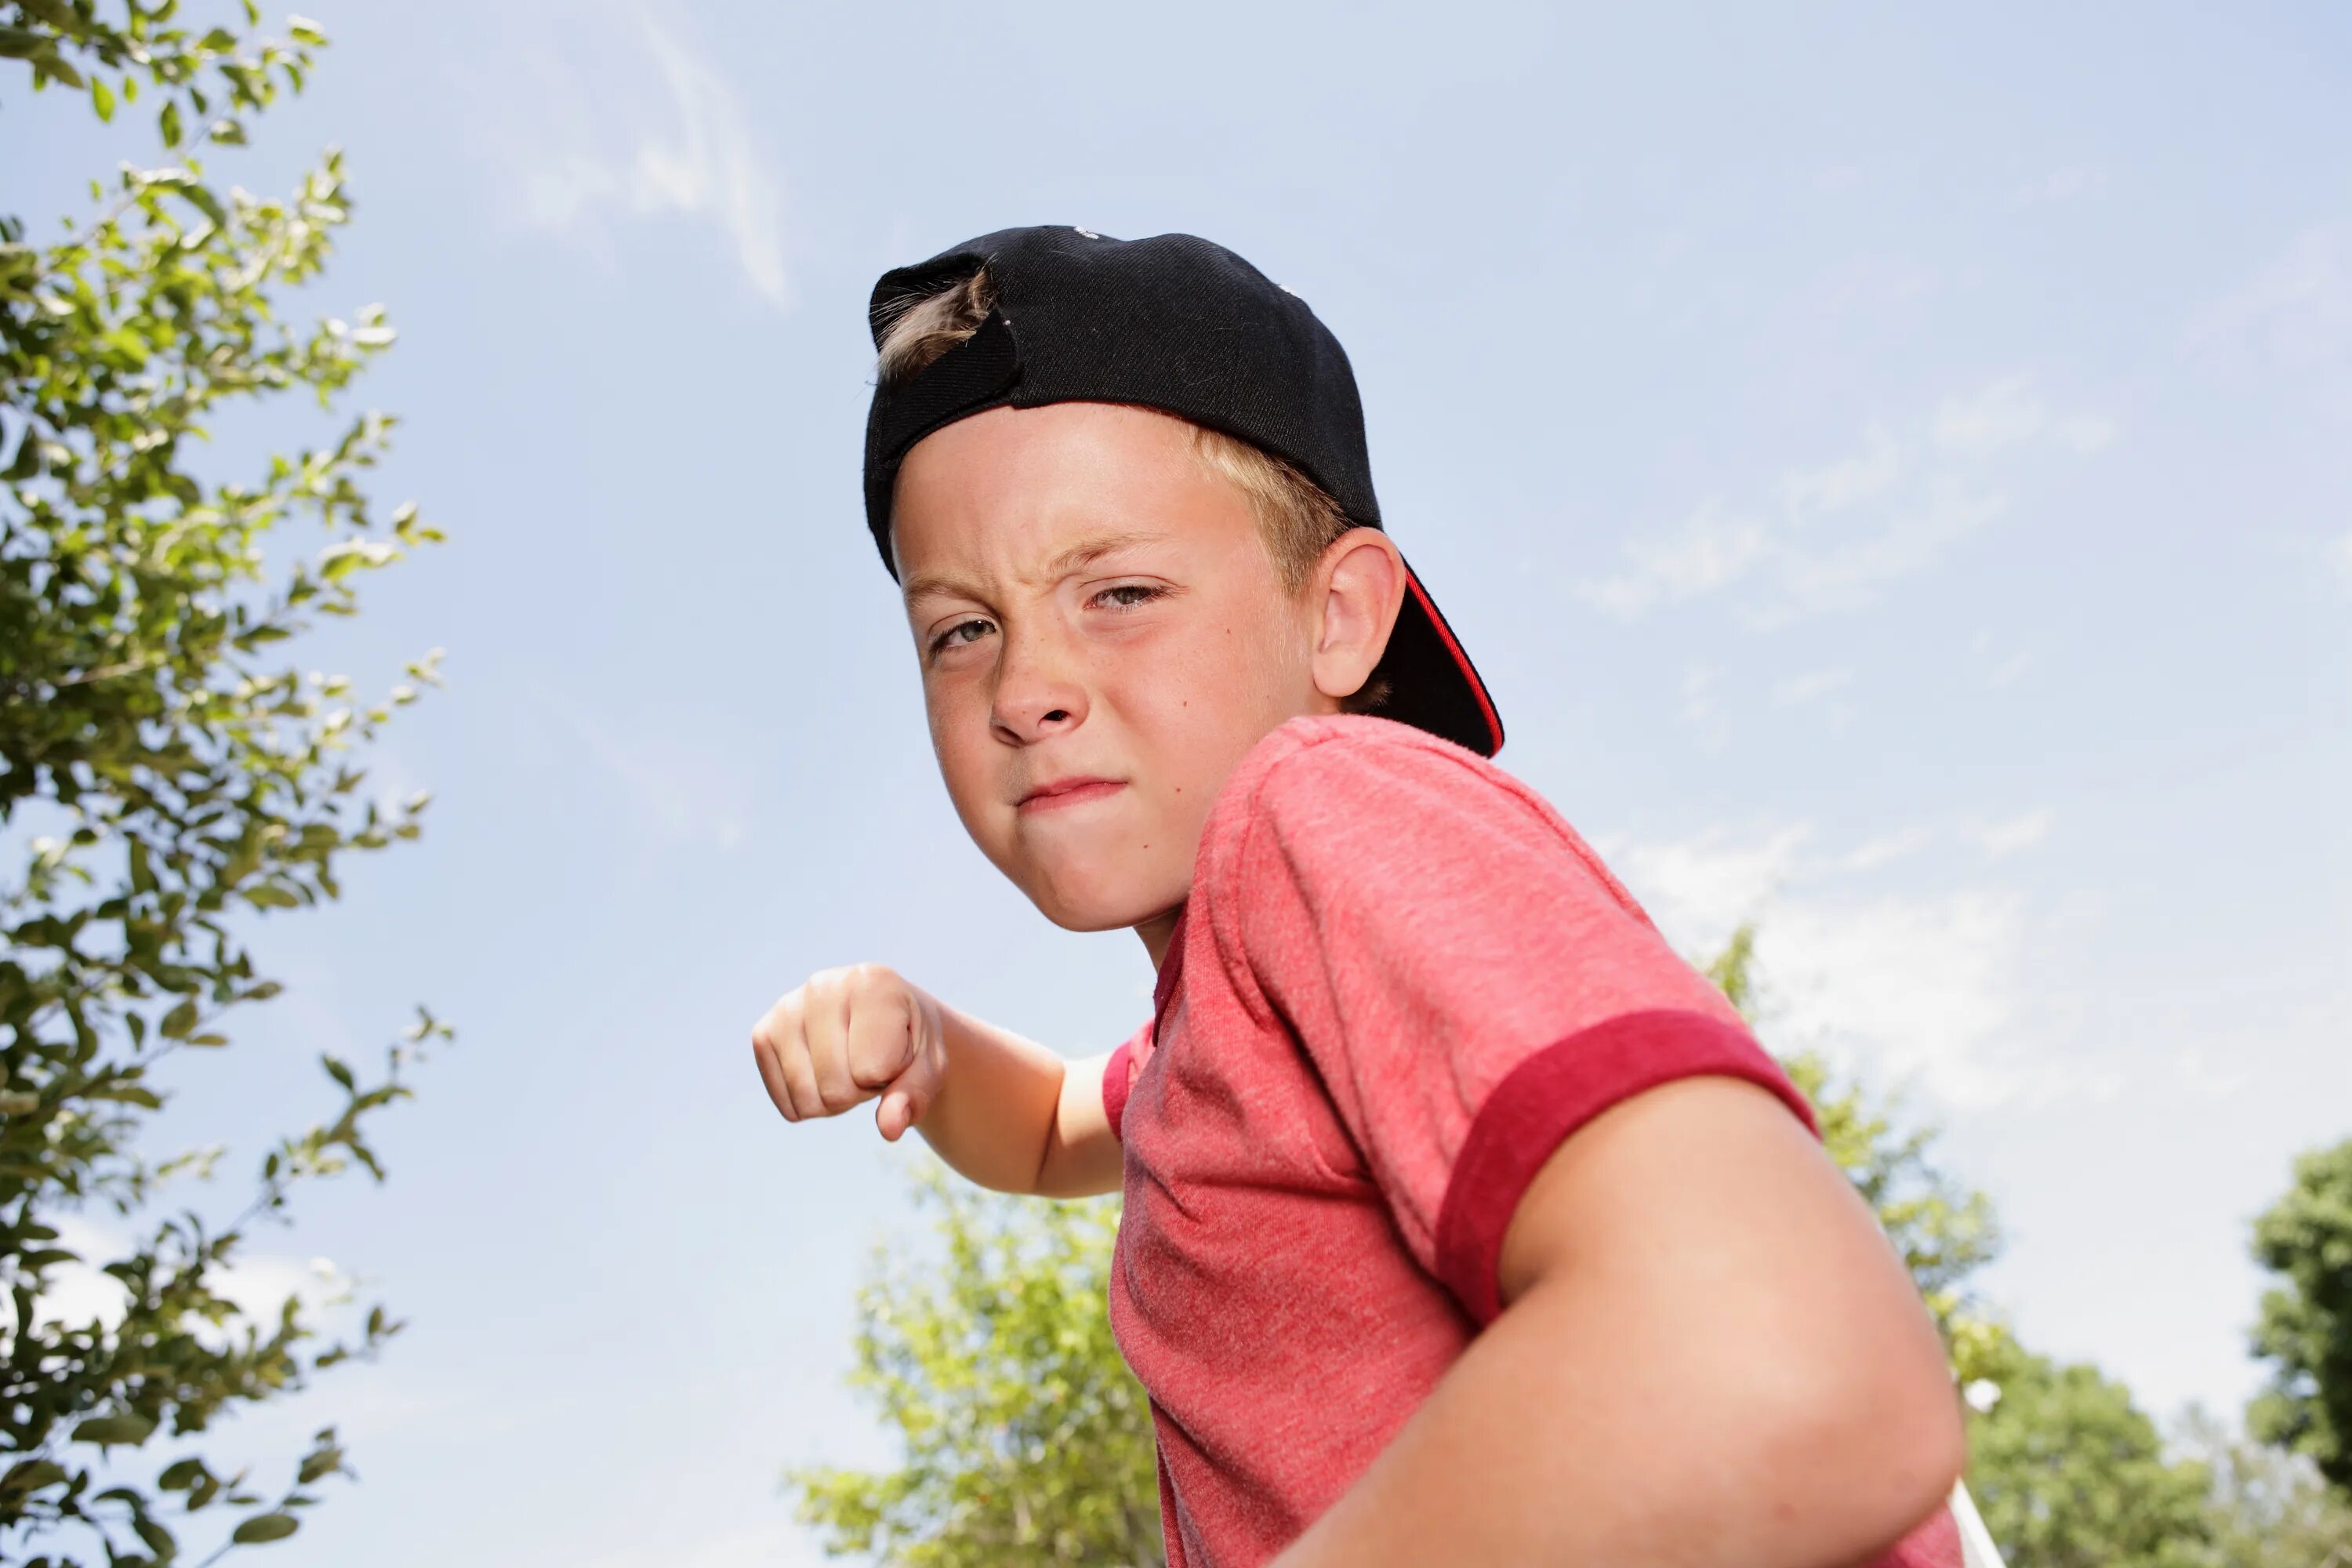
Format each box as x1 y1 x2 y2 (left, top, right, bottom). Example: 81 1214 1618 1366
9 2 2352 1563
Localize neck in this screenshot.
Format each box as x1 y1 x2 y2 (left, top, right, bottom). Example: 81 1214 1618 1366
1134 903 1185 971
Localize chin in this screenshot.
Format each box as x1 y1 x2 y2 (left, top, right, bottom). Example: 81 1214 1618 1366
1019 866 1171 935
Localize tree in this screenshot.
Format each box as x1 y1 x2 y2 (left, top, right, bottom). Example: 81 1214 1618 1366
2175 1403 2352 1568
2 4 445 1559
787 1167 1163 1568
2249 1136 2352 1499
1953 1323 2212 1568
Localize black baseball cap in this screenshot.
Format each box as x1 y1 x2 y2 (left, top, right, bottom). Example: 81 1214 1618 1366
861 225 1503 758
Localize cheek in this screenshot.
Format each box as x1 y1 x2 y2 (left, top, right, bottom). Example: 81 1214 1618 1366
1109 601 1312 760
924 681 998 819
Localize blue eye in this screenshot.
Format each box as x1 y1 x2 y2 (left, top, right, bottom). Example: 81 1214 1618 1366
1095 584 1163 609
928 619 995 656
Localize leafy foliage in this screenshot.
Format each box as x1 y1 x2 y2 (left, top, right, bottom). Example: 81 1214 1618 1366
2 4 445 1559
1953 1323 2213 1568
787 1167 1163 1568
2249 1136 2352 1497
2176 1403 2352 1567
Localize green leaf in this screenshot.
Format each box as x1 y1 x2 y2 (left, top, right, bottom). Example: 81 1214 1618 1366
232 1512 301 1544
160 999 199 1040
182 182 230 229
37 47 85 88
92 77 116 122
2 1458 68 1492
322 1054 354 1091
74 1414 158 1446
289 16 329 46
161 99 183 147
158 1457 208 1491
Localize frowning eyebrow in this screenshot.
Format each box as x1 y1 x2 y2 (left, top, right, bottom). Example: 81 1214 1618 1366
900 530 1174 607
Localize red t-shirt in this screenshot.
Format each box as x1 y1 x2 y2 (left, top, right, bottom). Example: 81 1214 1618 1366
1101 715 1960 1568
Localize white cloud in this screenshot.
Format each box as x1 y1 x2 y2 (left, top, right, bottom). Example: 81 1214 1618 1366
2015 164 2105 205
538 685 754 850
1578 499 1770 618
1581 376 2115 628
1840 826 1933 872
1613 822 2107 1109
2190 221 2352 372
1933 376 2048 456
2174 1045 2251 1099
1780 425 1903 519
1679 661 1726 746
1969 808 2055 858
1771 667 1853 708
492 7 790 308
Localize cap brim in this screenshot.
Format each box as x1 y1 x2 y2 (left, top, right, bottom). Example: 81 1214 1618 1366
1377 555 1504 757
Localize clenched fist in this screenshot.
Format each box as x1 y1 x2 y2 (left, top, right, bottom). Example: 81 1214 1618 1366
751 964 947 1142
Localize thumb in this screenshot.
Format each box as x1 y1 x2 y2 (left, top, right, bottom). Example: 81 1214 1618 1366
875 1055 942 1142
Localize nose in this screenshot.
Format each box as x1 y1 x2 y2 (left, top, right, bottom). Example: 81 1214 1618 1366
990 622 1090 746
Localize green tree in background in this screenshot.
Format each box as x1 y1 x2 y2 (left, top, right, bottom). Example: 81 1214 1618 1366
2176 1403 2352 1567
1956 1324 2212 1568
2 3 445 1558
2249 1136 2352 1498
787 1167 1163 1568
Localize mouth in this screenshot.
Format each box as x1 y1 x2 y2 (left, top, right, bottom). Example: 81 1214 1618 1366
1016 775 1127 813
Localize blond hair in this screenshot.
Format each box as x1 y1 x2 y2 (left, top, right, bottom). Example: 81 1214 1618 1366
876 269 1356 597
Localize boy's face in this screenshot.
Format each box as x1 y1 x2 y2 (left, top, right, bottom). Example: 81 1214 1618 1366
893 401 1332 935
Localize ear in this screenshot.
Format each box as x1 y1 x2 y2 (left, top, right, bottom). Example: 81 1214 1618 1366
1309 528 1406 705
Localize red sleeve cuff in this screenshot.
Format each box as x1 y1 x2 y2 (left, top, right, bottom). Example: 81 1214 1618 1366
1432 1008 1819 1327
1102 1038 1136 1142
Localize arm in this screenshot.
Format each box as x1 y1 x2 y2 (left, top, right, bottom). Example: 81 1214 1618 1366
915 998 1123 1197
1270 1076 1965 1568
750 964 1123 1199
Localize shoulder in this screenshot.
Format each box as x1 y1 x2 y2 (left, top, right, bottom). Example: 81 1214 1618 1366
1193 715 1628 915
1204 713 1556 851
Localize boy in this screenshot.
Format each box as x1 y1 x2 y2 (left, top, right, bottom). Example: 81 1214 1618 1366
753 227 1969 1567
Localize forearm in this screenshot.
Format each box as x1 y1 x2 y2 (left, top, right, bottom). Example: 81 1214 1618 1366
912 999 1118 1197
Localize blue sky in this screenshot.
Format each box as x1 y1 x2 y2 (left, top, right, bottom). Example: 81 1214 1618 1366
13 2 2352 1562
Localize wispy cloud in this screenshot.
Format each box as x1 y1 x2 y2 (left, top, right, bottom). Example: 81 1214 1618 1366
1969 808 2055 859
1770 666 1854 709
1610 818 2100 1109
1934 376 2115 456
2190 221 2352 372
488 7 790 308
2014 164 2105 206
1679 661 1727 746
537 684 754 850
1581 376 2115 628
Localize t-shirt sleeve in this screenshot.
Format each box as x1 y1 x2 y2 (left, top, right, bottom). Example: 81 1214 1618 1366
1100 1018 1154 1142
1210 730 1817 1326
